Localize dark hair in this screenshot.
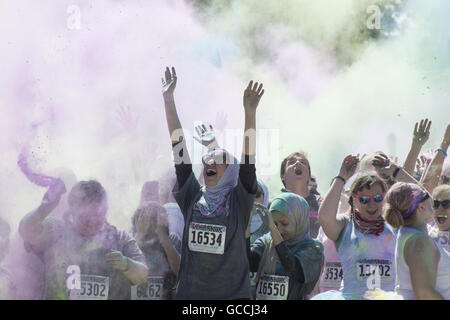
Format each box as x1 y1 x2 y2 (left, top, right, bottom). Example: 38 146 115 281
68 180 106 208
280 151 311 187
348 173 388 211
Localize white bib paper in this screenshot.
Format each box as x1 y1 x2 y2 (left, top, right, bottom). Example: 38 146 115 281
69 275 109 300
356 259 393 282
256 274 289 300
321 262 343 287
131 276 164 300
188 222 226 254
436 231 450 251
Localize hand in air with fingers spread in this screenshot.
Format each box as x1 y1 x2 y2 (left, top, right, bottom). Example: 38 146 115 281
412 119 431 147
243 80 264 113
162 66 177 99
193 122 219 150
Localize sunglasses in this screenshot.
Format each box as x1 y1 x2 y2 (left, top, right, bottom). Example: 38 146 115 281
433 199 450 209
355 194 384 204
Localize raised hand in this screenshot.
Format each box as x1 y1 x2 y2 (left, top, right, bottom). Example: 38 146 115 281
243 80 264 113
372 153 396 177
162 67 177 98
338 155 360 181
415 153 431 174
254 203 273 228
136 210 151 235
155 208 169 238
193 122 218 149
412 119 431 146
42 178 66 207
116 105 139 131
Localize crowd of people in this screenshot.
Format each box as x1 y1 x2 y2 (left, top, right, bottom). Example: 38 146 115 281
0 67 449 300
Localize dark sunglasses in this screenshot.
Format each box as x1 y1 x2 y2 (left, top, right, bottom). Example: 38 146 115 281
433 199 450 209
356 194 384 204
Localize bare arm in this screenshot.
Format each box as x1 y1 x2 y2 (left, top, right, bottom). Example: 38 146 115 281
319 155 359 241
420 123 450 193
404 235 443 300
403 119 431 175
242 81 264 159
161 67 191 164
19 179 66 245
373 154 420 185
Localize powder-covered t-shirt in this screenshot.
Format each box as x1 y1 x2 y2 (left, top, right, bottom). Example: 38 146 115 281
30 215 146 300
173 171 256 300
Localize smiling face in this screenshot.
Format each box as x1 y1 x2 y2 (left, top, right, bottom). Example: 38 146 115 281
202 149 228 187
282 155 310 187
272 212 296 241
352 183 385 221
432 186 450 231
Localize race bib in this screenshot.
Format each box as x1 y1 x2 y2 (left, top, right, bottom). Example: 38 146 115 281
321 262 343 287
435 231 450 251
188 222 226 254
356 259 393 282
131 276 164 300
256 274 289 300
69 275 109 300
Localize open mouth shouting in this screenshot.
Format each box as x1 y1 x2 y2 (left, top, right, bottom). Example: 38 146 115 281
436 214 448 225
206 167 217 177
294 168 303 176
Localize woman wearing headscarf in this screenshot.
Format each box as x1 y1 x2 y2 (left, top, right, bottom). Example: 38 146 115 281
161 66 264 299
247 193 324 300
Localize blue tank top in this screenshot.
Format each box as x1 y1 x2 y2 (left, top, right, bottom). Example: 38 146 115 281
336 218 396 299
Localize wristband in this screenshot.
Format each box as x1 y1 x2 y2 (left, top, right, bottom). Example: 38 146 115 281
331 176 346 185
393 166 401 178
436 148 447 157
122 257 130 272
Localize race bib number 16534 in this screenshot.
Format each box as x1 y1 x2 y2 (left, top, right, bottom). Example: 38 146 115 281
188 222 226 255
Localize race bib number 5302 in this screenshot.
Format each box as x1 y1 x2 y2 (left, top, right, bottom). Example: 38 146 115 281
69 275 109 300
188 222 226 255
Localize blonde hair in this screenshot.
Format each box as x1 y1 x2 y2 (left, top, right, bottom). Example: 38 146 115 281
383 182 425 229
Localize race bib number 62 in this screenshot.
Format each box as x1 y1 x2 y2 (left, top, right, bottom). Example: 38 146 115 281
188 222 226 255
131 276 164 300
